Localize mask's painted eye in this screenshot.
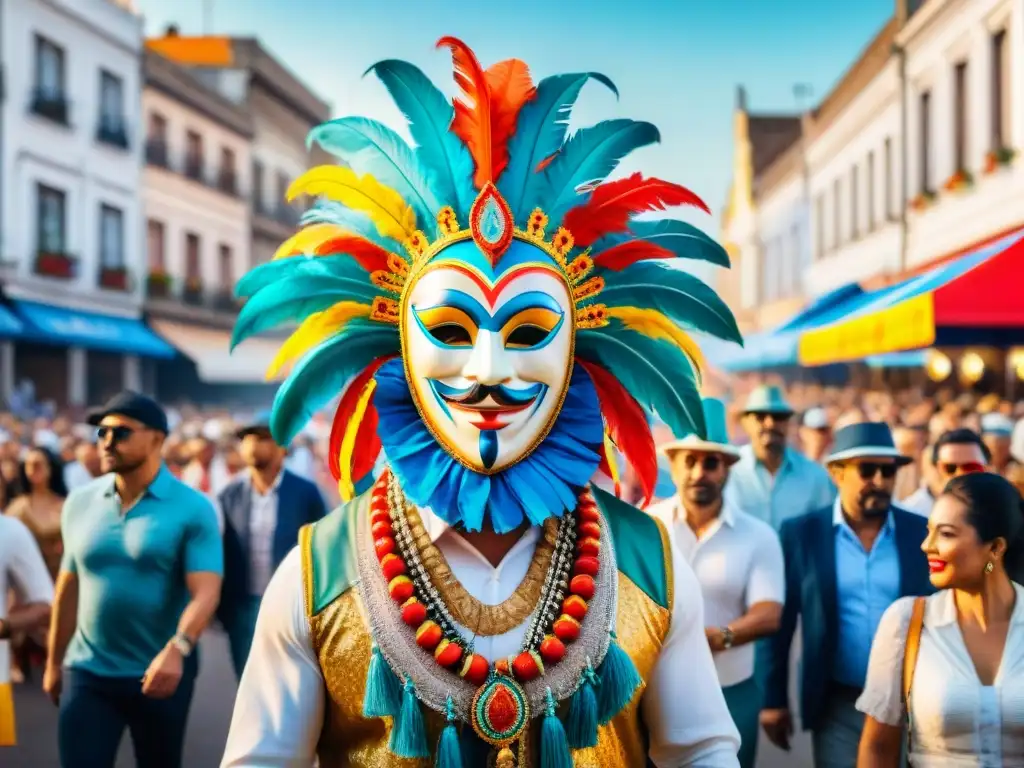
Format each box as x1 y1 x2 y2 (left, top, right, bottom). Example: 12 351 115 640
414 306 478 348
501 308 563 349
429 324 473 346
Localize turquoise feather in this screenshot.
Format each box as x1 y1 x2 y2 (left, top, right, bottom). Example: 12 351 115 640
366 59 476 219
235 253 372 299
535 119 659 224
577 324 706 439
300 200 405 253
600 262 742 343
500 72 618 217
271 319 401 444
308 116 442 235
592 219 730 267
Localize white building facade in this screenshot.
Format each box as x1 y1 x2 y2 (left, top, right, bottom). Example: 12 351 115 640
0 0 171 409
901 0 1024 268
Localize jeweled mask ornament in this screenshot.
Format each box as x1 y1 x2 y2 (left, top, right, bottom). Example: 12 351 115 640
230 35 742 534
402 188 575 473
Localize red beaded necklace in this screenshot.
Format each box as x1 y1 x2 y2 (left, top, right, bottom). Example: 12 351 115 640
369 471 602 688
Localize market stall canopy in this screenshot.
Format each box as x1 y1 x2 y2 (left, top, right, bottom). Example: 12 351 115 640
12 301 175 358
798 229 1024 366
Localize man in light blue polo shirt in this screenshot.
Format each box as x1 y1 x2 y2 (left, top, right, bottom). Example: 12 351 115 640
725 385 836 530
43 392 222 768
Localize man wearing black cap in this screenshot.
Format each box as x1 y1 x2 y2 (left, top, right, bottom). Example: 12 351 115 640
42 391 223 768
216 413 326 680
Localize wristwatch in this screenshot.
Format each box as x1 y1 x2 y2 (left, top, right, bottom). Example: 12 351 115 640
169 632 195 658
720 626 735 650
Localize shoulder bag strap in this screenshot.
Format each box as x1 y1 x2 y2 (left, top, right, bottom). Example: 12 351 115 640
902 597 926 706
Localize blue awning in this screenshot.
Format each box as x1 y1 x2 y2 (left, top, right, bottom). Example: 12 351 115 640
12 301 176 358
0 304 25 336
865 350 928 368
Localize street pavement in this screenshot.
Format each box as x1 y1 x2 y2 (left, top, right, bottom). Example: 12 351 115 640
7 627 813 767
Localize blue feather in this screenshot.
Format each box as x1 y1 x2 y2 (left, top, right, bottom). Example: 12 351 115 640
300 202 405 254
592 219 730 268
576 325 706 440
235 253 370 298
366 59 476 220
499 72 618 218
271 319 401 444
600 262 742 343
534 119 660 224
308 117 441 235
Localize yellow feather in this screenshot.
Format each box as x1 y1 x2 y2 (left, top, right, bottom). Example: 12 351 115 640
607 306 706 382
337 379 377 502
604 432 621 497
272 223 348 260
288 166 417 242
265 302 371 380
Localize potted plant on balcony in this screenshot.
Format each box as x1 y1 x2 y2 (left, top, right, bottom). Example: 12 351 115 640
146 270 172 298
99 265 129 290
908 190 937 212
34 251 75 279
183 275 203 304
983 146 1016 174
942 168 974 193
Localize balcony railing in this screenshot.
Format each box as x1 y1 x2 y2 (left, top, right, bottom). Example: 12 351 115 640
34 250 77 279
217 171 238 196
30 89 70 126
97 120 130 149
146 139 169 167
146 271 241 313
184 157 204 182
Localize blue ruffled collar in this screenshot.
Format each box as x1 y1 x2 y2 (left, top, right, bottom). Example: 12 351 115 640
373 358 604 533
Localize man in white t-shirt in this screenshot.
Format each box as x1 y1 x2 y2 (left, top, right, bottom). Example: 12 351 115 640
649 397 785 768
0 515 55 746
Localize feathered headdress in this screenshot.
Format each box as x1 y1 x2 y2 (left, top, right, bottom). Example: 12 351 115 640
232 37 741 506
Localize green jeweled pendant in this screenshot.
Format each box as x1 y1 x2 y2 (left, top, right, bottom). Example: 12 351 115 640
471 672 530 748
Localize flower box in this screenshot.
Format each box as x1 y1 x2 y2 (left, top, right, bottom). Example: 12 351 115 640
99 266 129 290
942 169 974 193
983 147 1016 175
146 271 172 298
34 251 75 279
909 191 936 212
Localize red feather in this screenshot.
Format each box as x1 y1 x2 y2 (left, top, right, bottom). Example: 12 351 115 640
328 356 394 482
437 37 535 188
592 240 675 271
562 172 710 247
313 235 393 273
576 358 657 506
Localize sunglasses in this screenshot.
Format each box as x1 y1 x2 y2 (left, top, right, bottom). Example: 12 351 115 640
940 462 985 476
855 462 899 481
750 412 791 423
682 454 723 472
96 425 136 444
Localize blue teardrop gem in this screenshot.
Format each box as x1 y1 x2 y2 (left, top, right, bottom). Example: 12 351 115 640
480 198 505 244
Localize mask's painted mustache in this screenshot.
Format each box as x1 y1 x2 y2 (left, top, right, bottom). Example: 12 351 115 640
434 381 543 407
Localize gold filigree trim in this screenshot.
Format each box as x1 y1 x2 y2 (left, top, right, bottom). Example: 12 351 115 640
387 252 410 277
369 296 400 324
404 504 560 637
565 254 594 284
573 276 604 302
370 270 405 294
576 303 609 329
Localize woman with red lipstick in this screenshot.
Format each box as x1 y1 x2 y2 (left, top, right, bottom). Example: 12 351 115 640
856 472 1024 767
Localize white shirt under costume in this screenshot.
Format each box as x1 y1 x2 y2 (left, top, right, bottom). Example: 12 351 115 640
221 506 741 767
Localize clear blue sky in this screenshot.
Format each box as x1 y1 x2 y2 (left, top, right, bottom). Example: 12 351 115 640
136 0 894 237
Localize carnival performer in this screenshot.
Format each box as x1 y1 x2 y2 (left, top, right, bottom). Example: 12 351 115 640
221 36 744 768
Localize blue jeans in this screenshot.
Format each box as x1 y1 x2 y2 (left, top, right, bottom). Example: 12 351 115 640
722 675 762 768
58 656 198 768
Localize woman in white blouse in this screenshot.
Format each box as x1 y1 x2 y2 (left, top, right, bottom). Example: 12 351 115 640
857 472 1024 767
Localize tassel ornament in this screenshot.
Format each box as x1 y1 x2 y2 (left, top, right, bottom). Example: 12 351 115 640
566 663 599 749
363 644 402 718
596 631 642 724
541 687 573 768
389 679 430 758
435 695 464 768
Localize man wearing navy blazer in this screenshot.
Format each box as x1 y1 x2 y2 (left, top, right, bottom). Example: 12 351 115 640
758 422 933 768
217 414 327 679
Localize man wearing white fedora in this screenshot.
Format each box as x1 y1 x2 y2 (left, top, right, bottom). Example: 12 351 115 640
650 397 785 768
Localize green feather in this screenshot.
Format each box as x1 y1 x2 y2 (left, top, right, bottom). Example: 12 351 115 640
270 319 401 444
577 323 705 440
600 262 742 344
235 254 371 299
592 219 730 267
